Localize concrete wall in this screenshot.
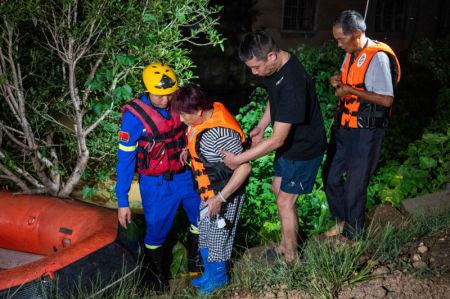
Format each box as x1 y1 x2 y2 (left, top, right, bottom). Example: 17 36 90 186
251 0 450 52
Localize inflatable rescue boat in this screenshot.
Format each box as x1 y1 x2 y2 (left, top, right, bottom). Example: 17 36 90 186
0 191 139 298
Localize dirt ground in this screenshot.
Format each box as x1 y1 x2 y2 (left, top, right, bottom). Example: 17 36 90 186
223 203 450 299
338 226 450 299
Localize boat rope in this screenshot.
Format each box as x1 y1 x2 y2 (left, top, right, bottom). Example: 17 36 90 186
364 0 370 20
88 261 139 298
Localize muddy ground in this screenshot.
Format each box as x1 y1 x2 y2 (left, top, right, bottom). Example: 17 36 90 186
222 203 450 299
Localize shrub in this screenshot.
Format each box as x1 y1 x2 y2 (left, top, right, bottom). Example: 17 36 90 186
369 89 450 207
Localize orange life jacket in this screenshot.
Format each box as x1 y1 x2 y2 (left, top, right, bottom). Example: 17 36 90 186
122 98 185 177
339 41 401 129
187 102 245 201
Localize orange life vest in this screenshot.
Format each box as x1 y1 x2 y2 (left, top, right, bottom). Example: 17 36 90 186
122 98 185 177
187 102 245 201
339 41 401 129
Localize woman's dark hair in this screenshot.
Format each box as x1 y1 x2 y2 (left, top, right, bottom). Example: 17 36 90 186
171 84 213 114
333 10 366 35
238 30 280 62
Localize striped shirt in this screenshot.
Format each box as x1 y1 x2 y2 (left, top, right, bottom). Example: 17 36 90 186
198 127 243 163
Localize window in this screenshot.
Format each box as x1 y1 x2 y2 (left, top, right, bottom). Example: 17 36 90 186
437 0 450 34
375 0 408 32
282 0 316 31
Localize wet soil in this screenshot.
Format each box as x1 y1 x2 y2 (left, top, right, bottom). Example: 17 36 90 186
339 227 450 299
222 201 450 299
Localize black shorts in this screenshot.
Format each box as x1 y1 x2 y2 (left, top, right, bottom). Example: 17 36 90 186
274 155 323 195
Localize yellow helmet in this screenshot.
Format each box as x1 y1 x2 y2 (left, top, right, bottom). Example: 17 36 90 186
142 63 178 95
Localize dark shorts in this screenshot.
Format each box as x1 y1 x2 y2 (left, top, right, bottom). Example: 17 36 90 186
274 155 323 195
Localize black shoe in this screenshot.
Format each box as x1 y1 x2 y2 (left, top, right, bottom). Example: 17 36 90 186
141 246 169 293
263 247 283 264
187 230 203 274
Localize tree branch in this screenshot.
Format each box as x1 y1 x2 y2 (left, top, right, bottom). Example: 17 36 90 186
0 123 29 150
82 53 104 104
84 109 112 136
0 162 30 192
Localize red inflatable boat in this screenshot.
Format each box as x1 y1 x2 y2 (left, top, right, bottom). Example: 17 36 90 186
0 191 139 298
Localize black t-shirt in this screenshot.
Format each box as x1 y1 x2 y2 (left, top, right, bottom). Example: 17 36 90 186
264 53 326 160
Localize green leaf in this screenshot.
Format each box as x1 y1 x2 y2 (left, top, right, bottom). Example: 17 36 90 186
142 13 157 23
176 12 186 22
114 84 133 100
82 185 97 200
422 133 448 145
170 241 187 277
86 78 103 91
419 156 437 169
116 54 134 66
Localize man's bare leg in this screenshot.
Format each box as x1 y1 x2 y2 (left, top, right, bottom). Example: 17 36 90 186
276 190 298 262
272 177 286 255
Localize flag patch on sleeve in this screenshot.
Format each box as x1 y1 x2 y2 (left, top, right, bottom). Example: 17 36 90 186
118 131 130 142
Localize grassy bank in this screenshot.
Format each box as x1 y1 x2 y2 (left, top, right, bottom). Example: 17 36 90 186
37 211 450 299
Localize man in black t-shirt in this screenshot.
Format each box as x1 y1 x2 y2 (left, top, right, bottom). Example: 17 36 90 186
222 31 326 263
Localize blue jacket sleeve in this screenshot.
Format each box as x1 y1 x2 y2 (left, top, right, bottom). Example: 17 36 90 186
115 111 143 208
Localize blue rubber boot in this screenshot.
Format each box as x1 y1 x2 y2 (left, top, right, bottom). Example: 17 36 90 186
191 248 209 288
198 260 229 294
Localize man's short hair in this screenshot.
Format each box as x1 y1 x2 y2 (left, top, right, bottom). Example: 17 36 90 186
238 30 280 62
333 10 367 35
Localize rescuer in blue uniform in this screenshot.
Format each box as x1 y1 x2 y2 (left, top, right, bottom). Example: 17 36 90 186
115 63 201 292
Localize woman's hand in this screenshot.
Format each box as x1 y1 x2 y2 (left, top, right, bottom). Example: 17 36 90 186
205 195 222 217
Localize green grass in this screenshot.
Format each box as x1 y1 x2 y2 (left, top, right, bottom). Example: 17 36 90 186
25 211 450 298
371 212 450 262
296 237 373 299
222 211 450 299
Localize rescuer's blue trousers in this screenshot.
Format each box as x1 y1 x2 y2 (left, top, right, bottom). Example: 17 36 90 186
139 170 200 246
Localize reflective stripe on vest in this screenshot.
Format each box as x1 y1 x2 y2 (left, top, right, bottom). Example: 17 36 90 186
121 98 185 176
187 102 245 201
339 41 401 129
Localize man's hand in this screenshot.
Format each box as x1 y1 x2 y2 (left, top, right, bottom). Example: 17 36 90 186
330 74 342 88
205 195 222 217
249 127 264 145
118 207 132 229
179 147 189 165
334 84 352 97
220 149 239 170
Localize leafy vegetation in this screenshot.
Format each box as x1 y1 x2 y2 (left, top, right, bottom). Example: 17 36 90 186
0 0 224 196
381 35 450 162
368 36 450 207
369 125 449 207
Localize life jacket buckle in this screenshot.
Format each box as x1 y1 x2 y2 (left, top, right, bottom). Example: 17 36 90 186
143 139 156 153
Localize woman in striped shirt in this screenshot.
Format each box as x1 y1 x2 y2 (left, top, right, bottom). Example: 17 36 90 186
171 84 251 294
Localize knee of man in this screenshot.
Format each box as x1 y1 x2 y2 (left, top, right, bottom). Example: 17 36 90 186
276 196 296 211
325 171 342 189
271 182 280 195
